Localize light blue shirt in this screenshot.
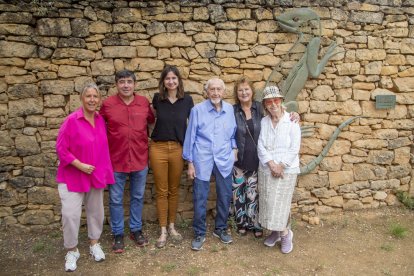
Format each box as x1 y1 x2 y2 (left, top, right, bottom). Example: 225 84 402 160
183 100 237 181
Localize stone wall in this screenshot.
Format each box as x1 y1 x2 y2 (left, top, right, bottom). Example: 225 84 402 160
0 0 413 231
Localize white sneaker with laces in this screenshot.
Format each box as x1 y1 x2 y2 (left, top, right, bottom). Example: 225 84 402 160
65 249 80 272
90 243 105 262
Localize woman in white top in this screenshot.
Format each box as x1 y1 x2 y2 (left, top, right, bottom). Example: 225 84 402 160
257 86 301 254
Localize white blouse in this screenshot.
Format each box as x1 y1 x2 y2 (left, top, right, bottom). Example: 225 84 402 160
257 112 301 174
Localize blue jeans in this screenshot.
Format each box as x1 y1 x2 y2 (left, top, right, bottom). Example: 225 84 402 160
192 163 232 237
109 168 148 235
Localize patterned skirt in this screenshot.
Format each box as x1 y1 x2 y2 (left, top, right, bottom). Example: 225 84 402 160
258 171 297 231
231 166 261 230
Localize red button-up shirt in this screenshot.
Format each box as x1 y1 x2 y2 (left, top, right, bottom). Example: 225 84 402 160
100 94 155 172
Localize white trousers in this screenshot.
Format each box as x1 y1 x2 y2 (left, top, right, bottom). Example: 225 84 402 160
58 184 104 249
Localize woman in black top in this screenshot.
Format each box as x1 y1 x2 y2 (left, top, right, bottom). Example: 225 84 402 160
149 65 194 248
232 77 264 238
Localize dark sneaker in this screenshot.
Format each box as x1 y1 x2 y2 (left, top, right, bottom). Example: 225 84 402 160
130 230 149 247
213 229 233 244
191 236 206 251
112 235 124 253
281 229 293 254
264 231 281 247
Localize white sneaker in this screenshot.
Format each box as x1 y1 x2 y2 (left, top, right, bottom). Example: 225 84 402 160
90 243 105 262
65 249 80 272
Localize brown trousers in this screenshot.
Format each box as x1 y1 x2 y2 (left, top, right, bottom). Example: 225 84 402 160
149 141 184 227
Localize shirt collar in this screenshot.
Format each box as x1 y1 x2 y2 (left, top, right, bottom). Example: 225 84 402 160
116 93 138 105
207 99 225 113
75 107 98 120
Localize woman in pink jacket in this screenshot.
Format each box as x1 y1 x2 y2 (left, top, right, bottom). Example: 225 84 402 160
56 83 114 272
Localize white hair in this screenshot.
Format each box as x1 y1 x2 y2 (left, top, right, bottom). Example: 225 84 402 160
80 83 101 98
204 78 225 92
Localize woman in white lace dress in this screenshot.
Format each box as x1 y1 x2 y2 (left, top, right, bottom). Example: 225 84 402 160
257 86 301 254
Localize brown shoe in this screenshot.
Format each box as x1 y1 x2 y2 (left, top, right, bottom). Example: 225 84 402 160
129 230 149 247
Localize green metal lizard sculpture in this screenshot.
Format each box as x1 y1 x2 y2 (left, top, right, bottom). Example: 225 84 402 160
263 8 360 175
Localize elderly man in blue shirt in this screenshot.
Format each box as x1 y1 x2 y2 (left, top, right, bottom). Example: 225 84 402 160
183 77 237 251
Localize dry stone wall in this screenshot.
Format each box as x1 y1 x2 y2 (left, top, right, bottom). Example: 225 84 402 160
0 0 413 230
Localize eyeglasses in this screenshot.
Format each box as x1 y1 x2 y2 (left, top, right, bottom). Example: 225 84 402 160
264 98 282 106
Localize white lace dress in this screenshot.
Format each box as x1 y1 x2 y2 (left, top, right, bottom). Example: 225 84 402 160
257 112 301 231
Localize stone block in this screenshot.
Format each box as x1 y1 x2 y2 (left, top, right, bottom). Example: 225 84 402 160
9 176 38 189
193 7 209 21
195 43 215 59
246 55 280 67
0 188 20 207
310 100 337 113
350 11 383 24
321 196 344 207
151 33 193 48
336 62 360 75
311 85 334 100
15 135 40 157
8 98 43 118
112 8 141 23
388 164 411 179
0 12 32 24
102 46 136 58
320 156 342 171
297 174 329 190
329 171 354 188
393 77 414 92
365 61 382 75
58 65 86 78
44 95 65 108
28 186 59 205
367 150 394 165
311 187 337 199
125 58 164 72
18 210 54 225
361 101 388 118
0 41 36 58
90 60 115 76
52 48 95 61
354 164 376 181
217 30 237 44
343 199 363 210
208 4 227 23
71 18 89 37
58 37 86 48
226 8 250 20
393 147 410 165
36 18 71 36
40 80 74 95
7 84 38 100
401 38 414 54
301 137 323 155
0 24 33 36
373 191 387 201
237 30 257 44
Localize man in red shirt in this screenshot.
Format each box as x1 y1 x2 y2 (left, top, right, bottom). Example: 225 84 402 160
100 70 155 253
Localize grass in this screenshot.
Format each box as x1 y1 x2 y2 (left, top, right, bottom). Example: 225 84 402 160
396 191 414 210
187 265 204 276
161 263 177 273
290 218 297 230
210 244 219 252
380 244 393 252
32 240 54 254
177 219 191 229
389 223 408 239
263 267 281 276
